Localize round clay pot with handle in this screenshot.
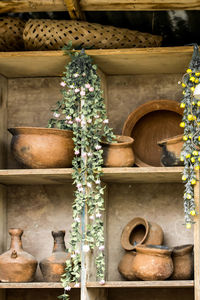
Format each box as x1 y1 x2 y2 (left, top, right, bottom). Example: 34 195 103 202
101 135 135 167
118 251 137 280
0 228 38 282
120 217 164 251
171 244 194 280
133 245 173 281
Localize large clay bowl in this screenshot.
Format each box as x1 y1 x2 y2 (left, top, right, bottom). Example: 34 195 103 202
8 127 74 168
118 251 137 280
101 135 135 167
122 100 183 167
120 217 164 251
133 245 173 281
171 244 194 280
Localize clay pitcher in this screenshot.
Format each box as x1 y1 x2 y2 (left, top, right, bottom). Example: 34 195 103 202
0 228 38 282
118 251 137 280
171 244 194 280
40 230 70 282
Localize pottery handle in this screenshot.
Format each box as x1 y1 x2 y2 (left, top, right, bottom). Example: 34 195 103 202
11 250 18 259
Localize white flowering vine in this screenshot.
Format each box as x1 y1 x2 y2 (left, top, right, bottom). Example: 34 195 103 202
48 47 115 299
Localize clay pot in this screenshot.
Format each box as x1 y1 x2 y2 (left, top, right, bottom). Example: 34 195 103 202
133 245 173 281
40 231 70 282
0 228 38 282
8 127 74 168
118 251 137 280
157 135 184 166
121 217 164 251
171 244 194 280
101 135 135 167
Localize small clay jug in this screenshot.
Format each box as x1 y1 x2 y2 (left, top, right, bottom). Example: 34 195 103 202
40 231 70 282
101 135 135 167
121 217 164 251
133 245 173 281
118 251 137 280
0 228 38 282
171 244 194 280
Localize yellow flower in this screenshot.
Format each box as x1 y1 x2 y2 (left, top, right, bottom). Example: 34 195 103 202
186 223 192 229
193 150 198 156
182 83 186 87
187 194 192 200
195 72 200 76
180 156 184 161
198 136 200 141
191 87 195 92
180 122 185 128
186 153 191 158
190 77 195 82
182 175 187 181
183 91 186 95
183 136 188 141
191 157 195 163
190 210 196 216
195 165 200 170
187 114 193 121
187 69 192 73
180 103 186 108
192 101 196 105
195 79 199 83
191 179 196 185
198 157 200 162
198 101 200 107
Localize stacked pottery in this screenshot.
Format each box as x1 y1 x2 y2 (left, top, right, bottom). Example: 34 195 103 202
0 228 37 282
118 217 164 280
171 244 194 280
40 230 70 282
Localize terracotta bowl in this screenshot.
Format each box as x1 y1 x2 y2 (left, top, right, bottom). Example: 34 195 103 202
8 127 74 168
171 244 194 280
101 135 135 167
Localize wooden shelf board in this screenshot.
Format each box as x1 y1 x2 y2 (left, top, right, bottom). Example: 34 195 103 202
0 0 199 12
87 280 194 288
0 47 195 78
0 282 77 289
0 167 183 185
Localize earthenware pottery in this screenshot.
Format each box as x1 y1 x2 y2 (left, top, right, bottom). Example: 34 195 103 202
133 245 173 280
171 244 194 280
8 127 74 168
121 217 164 251
101 135 135 167
122 100 183 167
0 228 37 282
157 134 184 166
118 251 137 280
40 230 70 282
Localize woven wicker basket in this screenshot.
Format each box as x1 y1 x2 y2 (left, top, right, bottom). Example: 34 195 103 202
23 19 162 50
0 17 25 51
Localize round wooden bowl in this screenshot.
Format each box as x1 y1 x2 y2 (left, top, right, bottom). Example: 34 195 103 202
122 100 184 167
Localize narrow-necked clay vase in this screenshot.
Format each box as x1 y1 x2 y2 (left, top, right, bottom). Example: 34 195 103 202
133 245 173 281
171 244 194 280
40 231 70 282
8 127 74 168
121 217 164 251
101 135 135 167
118 251 137 280
0 228 38 282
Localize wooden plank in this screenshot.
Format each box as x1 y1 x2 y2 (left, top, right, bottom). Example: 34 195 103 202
0 0 199 12
0 185 6 254
0 76 7 169
86 280 194 288
0 282 79 288
194 171 200 300
0 167 183 185
0 46 196 78
64 0 86 20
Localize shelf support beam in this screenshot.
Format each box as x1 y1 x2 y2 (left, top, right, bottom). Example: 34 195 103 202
64 0 86 20
194 171 200 300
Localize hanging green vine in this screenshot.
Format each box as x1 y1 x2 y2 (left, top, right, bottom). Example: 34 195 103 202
48 47 115 298
180 44 200 228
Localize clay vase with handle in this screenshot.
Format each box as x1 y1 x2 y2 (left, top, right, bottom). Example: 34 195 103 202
40 230 70 282
0 228 38 282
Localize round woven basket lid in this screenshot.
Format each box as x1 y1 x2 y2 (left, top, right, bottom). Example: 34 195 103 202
122 100 184 167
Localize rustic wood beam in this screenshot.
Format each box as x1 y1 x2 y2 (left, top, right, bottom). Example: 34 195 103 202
64 0 86 20
0 0 200 13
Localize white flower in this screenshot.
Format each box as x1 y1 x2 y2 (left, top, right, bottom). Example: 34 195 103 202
71 254 76 258
99 245 105 251
178 81 181 85
87 182 92 188
69 85 74 89
68 120 73 124
83 244 90 252
74 217 80 223
60 81 66 87
82 72 86 77
53 112 60 118
96 213 102 218
82 152 87 157
75 150 80 155
78 187 84 192
81 120 86 126
87 152 92 157
75 88 80 93
80 90 86 96
89 215 95 220
74 283 80 288
66 115 71 120
99 280 105 285
75 117 81 123
87 119 92 123
75 249 80 254
85 83 90 89
95 115 99 119
103 119 109 124
95 145 102 150
95 179 101 184
77 183 82 188
65 286 71 291
89 87 94 92
74 73 79 78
